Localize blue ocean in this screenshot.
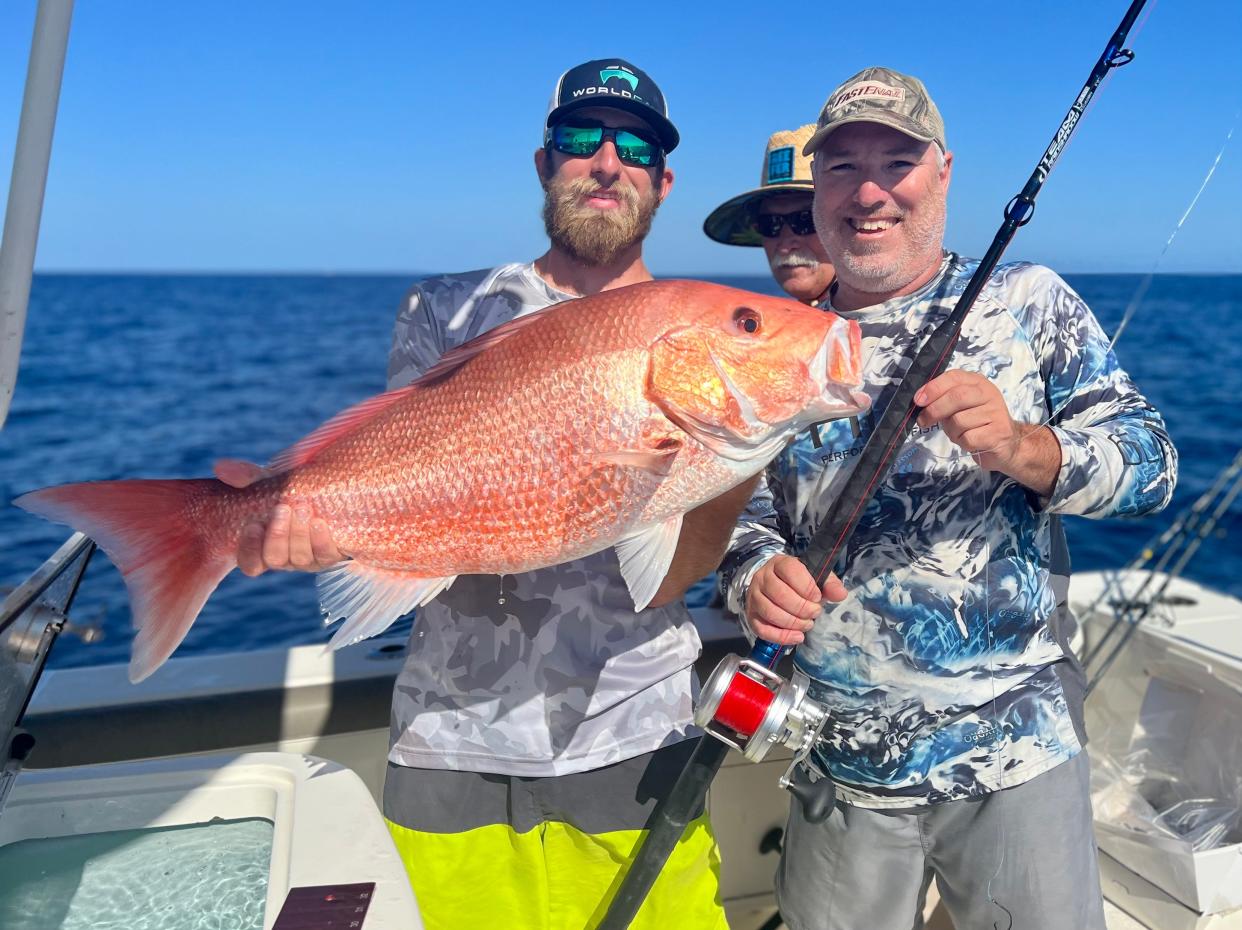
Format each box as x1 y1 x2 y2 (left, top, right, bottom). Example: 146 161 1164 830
2 272 1239 670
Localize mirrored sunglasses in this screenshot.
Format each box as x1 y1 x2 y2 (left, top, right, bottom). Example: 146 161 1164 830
549 121 662 168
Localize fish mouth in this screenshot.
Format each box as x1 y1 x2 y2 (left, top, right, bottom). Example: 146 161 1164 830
805 323 869 421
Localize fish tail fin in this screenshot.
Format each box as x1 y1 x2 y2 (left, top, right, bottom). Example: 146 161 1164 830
15 478 236 682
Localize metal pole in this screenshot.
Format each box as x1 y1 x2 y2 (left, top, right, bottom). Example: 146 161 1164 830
0 0 75 429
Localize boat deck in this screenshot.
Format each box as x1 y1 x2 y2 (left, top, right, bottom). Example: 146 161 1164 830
14 570 1242 929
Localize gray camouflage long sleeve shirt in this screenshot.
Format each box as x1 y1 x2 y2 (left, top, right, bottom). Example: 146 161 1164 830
721 255 1177 808
385 262 701 776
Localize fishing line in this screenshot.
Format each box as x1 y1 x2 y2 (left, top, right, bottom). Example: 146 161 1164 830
918 108 1236 469
1083 108 1237 360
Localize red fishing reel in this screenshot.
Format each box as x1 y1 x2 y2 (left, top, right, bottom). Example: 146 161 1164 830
696 653 840 821
695 654 830 764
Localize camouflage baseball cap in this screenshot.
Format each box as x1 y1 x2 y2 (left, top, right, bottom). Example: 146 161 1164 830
803 67 946 156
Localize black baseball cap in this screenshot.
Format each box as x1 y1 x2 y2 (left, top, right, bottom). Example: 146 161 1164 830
544 58 680 154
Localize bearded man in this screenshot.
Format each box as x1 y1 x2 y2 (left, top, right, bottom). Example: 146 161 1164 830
222 59 734 930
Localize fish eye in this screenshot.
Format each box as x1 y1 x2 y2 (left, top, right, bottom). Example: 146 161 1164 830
733 307 761 335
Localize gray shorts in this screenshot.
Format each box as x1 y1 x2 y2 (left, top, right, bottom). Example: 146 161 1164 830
776 751 1106 930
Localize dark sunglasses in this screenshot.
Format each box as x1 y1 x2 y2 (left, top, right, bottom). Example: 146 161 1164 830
548 120 663 168
754 209 816 238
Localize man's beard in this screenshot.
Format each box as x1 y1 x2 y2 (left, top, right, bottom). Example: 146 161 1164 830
541 175 660 267
813 193 945 295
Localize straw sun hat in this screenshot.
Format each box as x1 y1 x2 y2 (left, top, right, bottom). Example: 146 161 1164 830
703 124 816 247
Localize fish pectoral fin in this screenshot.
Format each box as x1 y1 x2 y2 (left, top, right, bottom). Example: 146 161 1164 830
319 563 456 650
593 443 682 477
613 513 683 611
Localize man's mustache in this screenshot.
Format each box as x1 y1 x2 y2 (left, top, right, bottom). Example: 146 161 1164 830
769 248 824 271
560 176 640 209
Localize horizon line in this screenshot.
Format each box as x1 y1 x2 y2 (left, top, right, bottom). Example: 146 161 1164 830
31 268 1242 278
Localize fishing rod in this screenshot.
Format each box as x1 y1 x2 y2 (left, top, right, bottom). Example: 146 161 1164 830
597 3 1150 928
1081 449 1242 671
1084 453 1242 694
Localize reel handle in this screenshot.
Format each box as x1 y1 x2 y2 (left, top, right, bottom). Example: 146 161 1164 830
786 762 837 824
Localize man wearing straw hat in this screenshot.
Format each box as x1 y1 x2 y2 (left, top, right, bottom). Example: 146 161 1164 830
704 125 835 306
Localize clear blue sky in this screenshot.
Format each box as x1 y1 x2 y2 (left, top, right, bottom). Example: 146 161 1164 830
2 0 1239 275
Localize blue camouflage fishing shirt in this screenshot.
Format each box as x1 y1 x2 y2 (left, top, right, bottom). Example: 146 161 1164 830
721 254 1177 809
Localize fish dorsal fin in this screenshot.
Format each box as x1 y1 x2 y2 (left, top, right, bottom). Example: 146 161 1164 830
268 383 420 472
414 307 554 386
269 306 557 474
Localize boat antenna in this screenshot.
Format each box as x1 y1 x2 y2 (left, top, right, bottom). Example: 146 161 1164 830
596 2 1151 927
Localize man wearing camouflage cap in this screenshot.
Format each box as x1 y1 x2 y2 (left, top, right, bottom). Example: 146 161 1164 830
704 125 834 305
721 67 1177 929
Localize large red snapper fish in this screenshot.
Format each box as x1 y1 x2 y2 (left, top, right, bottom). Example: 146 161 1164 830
16 280 866 682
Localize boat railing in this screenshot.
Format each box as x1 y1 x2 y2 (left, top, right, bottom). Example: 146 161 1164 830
0 531 94 818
